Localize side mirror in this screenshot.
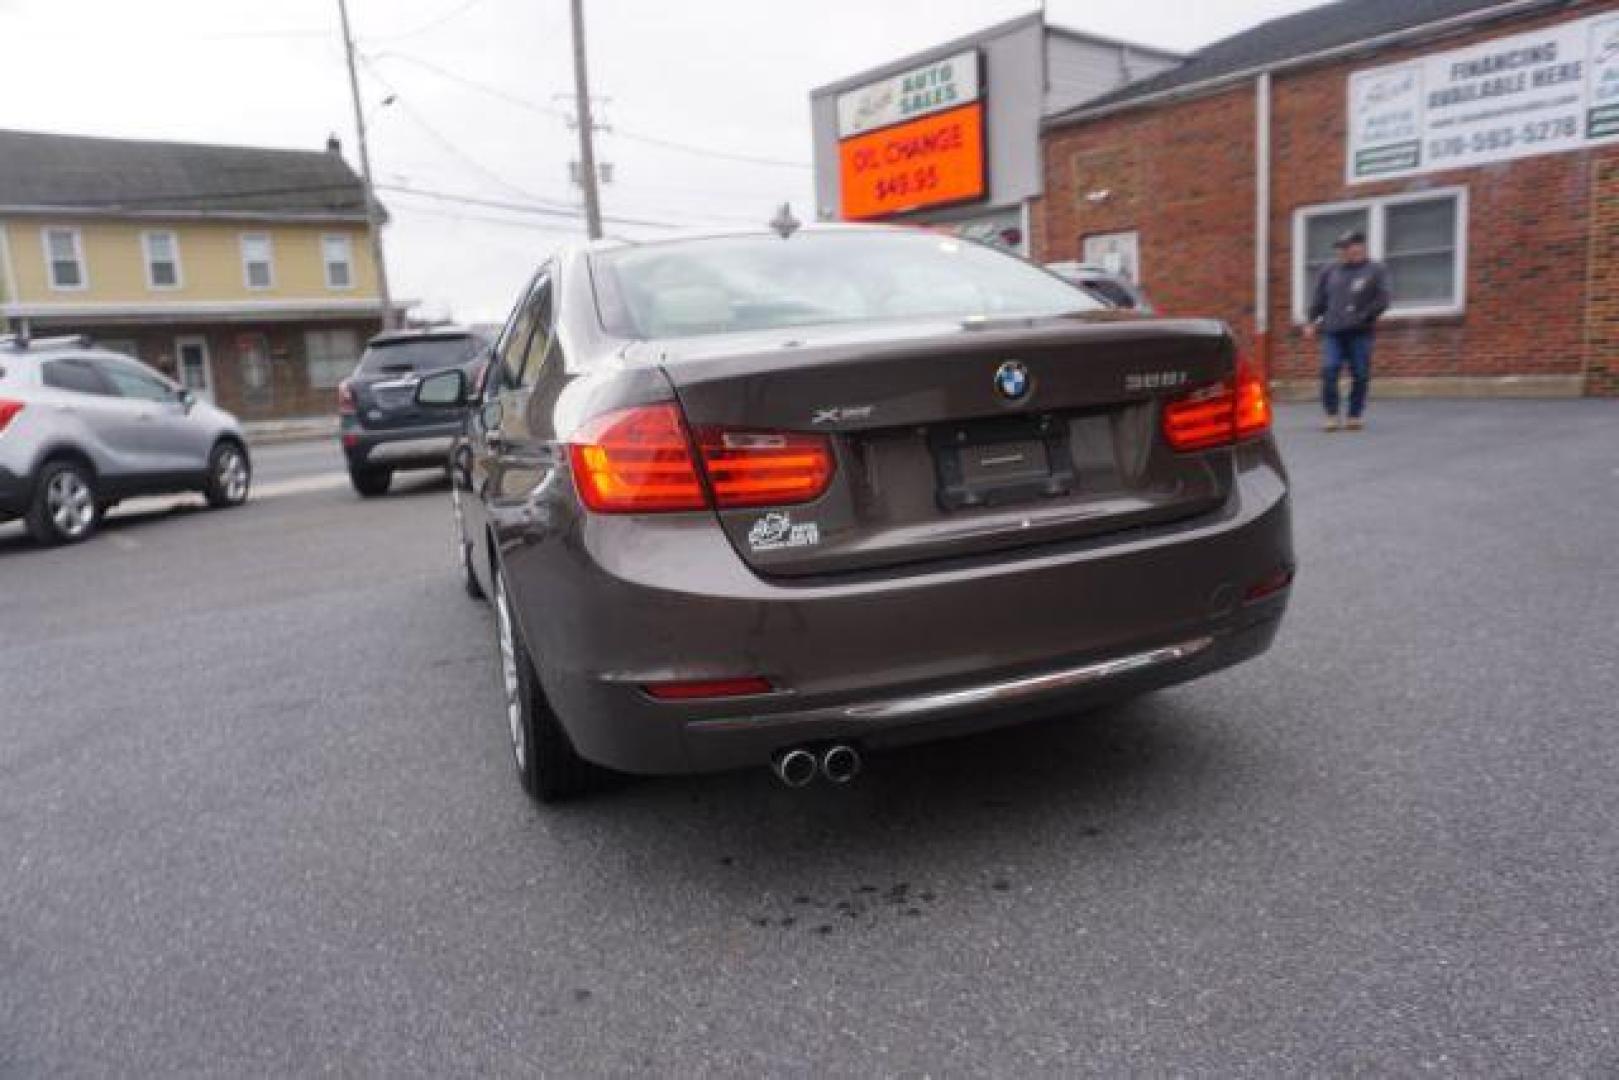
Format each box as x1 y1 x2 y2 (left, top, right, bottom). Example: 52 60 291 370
177 388 197 411
415 368 467 408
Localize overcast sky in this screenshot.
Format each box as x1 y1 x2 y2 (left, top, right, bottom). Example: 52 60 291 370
0 0 1312 322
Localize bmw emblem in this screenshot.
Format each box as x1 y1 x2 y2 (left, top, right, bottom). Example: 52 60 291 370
994 360 1031 402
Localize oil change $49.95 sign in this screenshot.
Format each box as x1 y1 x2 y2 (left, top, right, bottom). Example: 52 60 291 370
837 102 986 221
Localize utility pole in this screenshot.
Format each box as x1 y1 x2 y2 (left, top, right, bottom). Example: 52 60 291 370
569 0 604 240
337 0 398 328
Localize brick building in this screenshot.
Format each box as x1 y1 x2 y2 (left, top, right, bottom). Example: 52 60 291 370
1034 0 1619 398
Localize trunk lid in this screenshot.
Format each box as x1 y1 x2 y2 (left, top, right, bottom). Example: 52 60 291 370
653 314 1239 577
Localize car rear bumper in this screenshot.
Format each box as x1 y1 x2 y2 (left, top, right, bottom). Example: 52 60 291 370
340 420 460 471
677 612 1282 771
504 443 1294 776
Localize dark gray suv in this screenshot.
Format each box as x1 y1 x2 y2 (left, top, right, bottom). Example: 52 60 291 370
338 328 488 496
419 226 1293 803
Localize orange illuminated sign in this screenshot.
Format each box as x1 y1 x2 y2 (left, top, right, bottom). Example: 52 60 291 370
838 102 985 221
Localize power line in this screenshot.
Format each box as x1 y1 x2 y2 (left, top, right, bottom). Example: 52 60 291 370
358 55 561 207
390 201 587 234
370 52 571 119
363 0 490 44
610 125 813 170
367 50 813 169
192 27 332 40
377 182 681 228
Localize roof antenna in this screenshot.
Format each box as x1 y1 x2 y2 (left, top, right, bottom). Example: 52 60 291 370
769 202 801 239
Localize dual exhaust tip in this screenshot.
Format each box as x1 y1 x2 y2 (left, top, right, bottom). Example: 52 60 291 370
773 744 860 787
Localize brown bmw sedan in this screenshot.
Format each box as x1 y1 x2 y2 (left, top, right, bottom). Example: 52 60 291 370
417 225 1293 802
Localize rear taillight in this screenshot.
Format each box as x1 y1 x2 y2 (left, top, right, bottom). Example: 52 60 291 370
568 403 834 514
568 404 707 513
337 379 356 415
1233 357 1272 440
695 428 835 509
0 399 22 435
1162 358 1271 452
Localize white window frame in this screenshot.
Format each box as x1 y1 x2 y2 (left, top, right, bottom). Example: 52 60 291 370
321 233 354 290
1291 185 1468 324
42 227 87 292
141 230 183 291
240 232 275 291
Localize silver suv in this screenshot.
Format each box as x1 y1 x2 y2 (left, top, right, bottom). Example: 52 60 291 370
0 335 251 544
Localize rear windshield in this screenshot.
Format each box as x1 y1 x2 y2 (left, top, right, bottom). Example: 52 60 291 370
594 231 1102 340
358 336 484 376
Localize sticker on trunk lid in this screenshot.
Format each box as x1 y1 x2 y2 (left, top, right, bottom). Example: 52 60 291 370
747 511 820 552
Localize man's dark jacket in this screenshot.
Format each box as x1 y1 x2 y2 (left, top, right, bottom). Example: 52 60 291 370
1309 259 1390 334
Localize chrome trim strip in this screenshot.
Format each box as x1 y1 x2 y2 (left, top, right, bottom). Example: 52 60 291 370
688 636 1214 733
364 435 454 462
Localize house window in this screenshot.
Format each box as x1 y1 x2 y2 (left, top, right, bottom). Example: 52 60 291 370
43 228 86 290
1294 188 1466 321
240 233 275 290
305 328 360 388
142 231 182 289
1081 230 1141 283
322 234 354 289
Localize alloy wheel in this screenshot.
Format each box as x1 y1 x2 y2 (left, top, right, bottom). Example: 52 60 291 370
47 471 95 539
452 486 470 574
217 448 250 503
494 571 528 771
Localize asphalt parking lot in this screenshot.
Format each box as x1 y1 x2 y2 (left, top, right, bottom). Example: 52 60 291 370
2 400 1616 1074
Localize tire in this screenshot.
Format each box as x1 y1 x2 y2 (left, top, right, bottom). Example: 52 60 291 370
349 466 392 497
204 440 251 509
452 483 484 600
493 562 601 802
25 459 101 545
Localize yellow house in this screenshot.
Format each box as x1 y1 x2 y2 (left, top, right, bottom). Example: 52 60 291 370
0 129 399 421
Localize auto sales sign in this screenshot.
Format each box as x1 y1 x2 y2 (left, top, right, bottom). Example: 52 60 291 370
1348 11 1619 182
836 50 986 219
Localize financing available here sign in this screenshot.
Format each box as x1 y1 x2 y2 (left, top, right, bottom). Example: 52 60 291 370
1348 11 1619 182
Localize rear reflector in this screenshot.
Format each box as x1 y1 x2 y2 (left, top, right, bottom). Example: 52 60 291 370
1163 357 1272 452
696 428 834 509
1244 565 1295 602
0 399 22 435
642 677 775 701
569 403 707 512
568 403 834 514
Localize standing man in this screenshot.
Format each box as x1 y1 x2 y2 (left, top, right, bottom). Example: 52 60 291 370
1304 230 1390 431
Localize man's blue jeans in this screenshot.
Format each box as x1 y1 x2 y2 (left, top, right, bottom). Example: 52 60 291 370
1321 329 1373 418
